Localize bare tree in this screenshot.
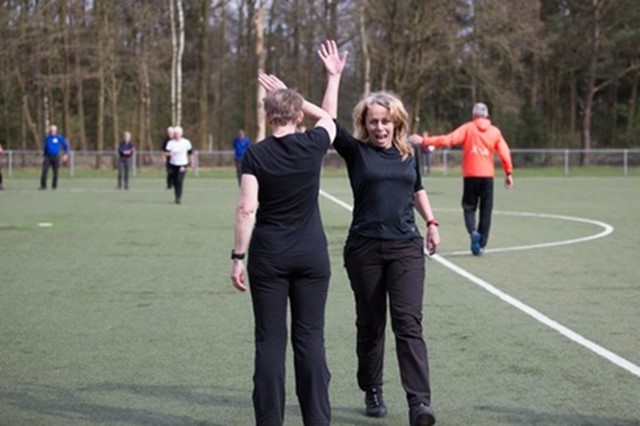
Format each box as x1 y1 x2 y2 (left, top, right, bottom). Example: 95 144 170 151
169 0 185 126
196 0 211 151
255 6 266 142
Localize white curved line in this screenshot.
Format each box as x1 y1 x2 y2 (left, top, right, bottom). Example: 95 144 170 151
443 210 614 256
319 189 640 379
432 253 640 378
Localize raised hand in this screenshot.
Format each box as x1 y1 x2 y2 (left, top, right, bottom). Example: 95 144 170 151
317 40 348 76
258 73 287 93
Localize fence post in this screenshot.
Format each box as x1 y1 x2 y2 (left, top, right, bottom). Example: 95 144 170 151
564 149 569 176
623 149 628 176
194 151 199 177
443 150 448 177
70 151 75 178
132 151 137 177
8 150 13 177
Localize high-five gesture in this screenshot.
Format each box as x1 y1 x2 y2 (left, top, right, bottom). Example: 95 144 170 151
318 40 347 119
317 40 348 77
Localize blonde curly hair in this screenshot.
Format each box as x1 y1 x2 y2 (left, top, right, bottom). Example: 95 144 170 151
352 91 413 160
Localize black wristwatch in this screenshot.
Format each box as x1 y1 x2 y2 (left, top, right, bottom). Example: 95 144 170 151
231 250 245 260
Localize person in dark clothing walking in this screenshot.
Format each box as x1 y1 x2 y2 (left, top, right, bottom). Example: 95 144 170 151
162 126 175 189
319 40 439 426
117 131 135 190
39 125 69 190
230 73 336 426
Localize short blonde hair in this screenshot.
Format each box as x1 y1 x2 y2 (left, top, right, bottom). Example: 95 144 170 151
352 91 413 159
264 89 304 127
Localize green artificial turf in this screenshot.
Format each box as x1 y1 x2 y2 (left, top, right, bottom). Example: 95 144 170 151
0 175 639 425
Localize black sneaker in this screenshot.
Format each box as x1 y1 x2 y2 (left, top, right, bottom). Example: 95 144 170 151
364 387 387 418
409 403 436 426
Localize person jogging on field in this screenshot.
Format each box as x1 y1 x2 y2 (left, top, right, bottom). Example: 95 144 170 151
410 103 513 256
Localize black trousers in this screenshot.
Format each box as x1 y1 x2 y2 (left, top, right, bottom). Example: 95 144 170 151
247 251 331 426
40 155 60 189
343 235 431 407
169 165 186 201
235 157 243 185
462 177 494 248
117 157 132 189
165 159 172 189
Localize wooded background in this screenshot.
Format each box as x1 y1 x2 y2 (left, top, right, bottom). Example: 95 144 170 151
1 0 639 154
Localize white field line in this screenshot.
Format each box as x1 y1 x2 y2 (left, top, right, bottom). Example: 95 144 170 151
443 210 614 256
318 189 640 379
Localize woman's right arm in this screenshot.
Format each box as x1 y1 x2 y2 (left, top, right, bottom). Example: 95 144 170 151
318 40 348 119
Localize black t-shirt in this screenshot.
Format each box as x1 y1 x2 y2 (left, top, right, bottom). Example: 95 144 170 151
242 127 331 256
333 121 424 240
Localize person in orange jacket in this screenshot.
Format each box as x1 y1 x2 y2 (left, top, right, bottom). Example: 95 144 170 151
410 103 513 256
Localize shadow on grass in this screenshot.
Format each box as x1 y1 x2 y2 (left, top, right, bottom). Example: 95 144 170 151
0 383 409 426
476 405 640 426
0 383 233 425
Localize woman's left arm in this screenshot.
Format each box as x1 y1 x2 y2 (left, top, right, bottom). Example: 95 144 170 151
230 174 258 292
414 189 440 256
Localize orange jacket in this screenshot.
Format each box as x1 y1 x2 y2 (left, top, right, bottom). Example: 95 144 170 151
423 118 513 178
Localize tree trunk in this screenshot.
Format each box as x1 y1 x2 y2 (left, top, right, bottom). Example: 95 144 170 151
628 73 638 133
570 72 577 147
43 0 53 128
197 0 211 151
170 0 177 125
96 6 106 164
243 1 256 140
358 1 371 95
16 69 39 146
97 65 105 165
72 0 87 151
254 6 266 142
176 0 185 127
215 3 227 150
581 0 603 165
106 8 120 151
59 0 71 139
74 44 87 151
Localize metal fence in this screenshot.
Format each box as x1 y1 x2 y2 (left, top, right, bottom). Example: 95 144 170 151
421 148 640 176
2 148 639 177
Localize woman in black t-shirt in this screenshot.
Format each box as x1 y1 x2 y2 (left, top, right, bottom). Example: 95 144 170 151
230 74 336 426
318 40 440 426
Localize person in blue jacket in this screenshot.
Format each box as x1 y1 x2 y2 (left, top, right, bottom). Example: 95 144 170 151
232 129 251 185
39 125 69 190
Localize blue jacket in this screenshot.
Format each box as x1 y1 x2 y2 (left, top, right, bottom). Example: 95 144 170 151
43 134 70 156
233 136 251 159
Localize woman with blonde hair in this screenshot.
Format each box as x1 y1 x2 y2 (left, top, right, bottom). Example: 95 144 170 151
319 40 439 426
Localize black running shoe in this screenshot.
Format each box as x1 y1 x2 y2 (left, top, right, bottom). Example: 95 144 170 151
365 387 387 418
409 403 436 426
